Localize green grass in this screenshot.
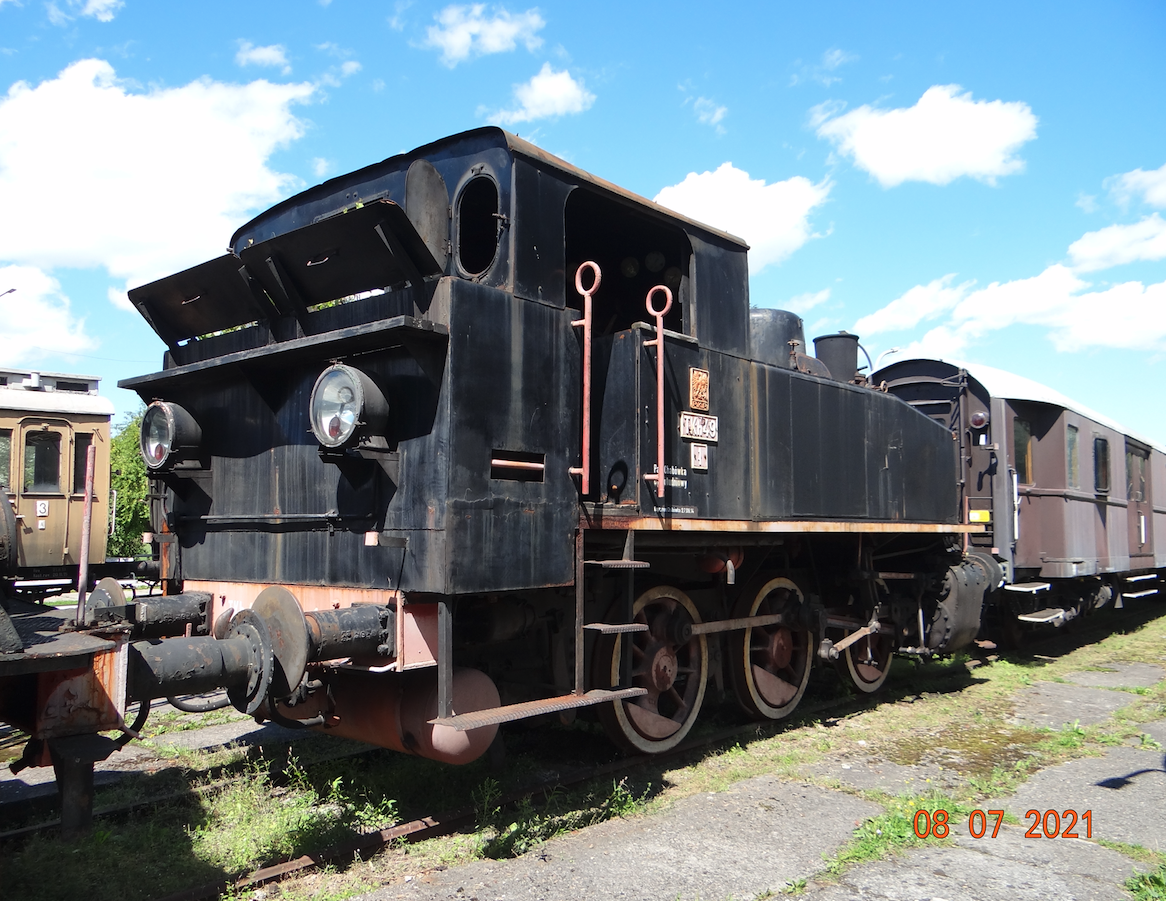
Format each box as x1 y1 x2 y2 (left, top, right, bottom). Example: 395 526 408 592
4 602 1164 901
474 775 648 859
820 793 975 877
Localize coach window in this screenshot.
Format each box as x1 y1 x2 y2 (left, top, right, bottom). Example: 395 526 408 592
456 175 500 276
1093 437 1110 493
1127 447 1147 502
24 431 61 494
73 433 93 494
1013 418 1032 484
0 429 10 488
1066 425 1079 488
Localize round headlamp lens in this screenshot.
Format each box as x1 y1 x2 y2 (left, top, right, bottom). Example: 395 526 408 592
141 404 174 469
311 366 364 448
970 410 989 429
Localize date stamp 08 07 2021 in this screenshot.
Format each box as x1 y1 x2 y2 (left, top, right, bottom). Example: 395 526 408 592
913 809 1093 839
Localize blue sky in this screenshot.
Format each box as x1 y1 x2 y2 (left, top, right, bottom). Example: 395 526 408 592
1 1 1164 445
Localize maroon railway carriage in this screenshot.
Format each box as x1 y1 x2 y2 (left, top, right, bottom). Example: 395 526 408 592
874 358 1164 636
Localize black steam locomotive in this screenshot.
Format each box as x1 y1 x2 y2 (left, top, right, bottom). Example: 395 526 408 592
1 129 993 827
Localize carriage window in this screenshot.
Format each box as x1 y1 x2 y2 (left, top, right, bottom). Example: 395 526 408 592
1094 437 1110 493
1013 418 1032 484
1127 448 1147 502
74 433 93 493
0 429 10 488
1066 425 1079 488
24 431 61 493
457 176 500 276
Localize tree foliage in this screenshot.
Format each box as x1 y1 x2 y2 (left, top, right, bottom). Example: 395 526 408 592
107 407 150 558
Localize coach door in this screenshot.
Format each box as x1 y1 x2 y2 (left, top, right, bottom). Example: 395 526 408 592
1126 442 1153 569
16 419 72 568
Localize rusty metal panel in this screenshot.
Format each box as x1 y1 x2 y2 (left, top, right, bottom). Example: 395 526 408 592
34 636 127 739
398 602 439 671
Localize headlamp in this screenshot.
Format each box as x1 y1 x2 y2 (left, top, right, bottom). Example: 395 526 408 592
309 364 388 449
140 401 202 470
969 410 990 430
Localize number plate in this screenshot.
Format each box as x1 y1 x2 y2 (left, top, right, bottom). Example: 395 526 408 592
679 412 718 442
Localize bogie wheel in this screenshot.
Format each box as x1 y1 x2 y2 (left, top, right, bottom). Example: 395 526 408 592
728 577 813 720
596 585 708 754
836 629 894 694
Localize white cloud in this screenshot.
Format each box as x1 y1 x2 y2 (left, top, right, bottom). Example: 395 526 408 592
484 63 594 125
815 85 1038 187
311 157 331 178
340 60 362 77
1106 162 1166 209
790 48 857 87
822 48 856 71
693 97 727 134
781 288 830 314
1067 214 1166 272
862 264 1166 357
79 0 121 20
388 1 411 30
854 273 974 335
424 4 544 67
236 41 291 75
46 0 123 23
654 164 831 272
0 265 94 363
1076 192 1098 214
0 59 315 306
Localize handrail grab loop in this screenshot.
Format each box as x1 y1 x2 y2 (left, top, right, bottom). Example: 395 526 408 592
569 262 601 496
642 285 672 499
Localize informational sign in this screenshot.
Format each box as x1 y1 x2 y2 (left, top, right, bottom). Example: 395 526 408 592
679 412 718 442
689 368 710 412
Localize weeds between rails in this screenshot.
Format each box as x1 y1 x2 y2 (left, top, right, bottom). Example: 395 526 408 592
5 600 1165 901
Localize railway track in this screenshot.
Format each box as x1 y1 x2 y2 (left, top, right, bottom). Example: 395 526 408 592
10 665 973 901
5 602 1160 901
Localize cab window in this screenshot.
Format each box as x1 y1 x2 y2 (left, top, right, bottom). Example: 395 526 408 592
456 176 500 276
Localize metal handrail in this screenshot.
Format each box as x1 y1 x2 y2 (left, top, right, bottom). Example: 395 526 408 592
642 285 672 498
569 262 600 495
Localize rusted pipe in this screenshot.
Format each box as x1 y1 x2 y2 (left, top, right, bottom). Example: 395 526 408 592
74 442 97 625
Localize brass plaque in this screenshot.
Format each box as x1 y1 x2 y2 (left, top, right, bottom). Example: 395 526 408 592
689 368 709 411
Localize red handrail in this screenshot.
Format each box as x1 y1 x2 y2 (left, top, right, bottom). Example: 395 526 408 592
642 285 672 499
569 262 601 495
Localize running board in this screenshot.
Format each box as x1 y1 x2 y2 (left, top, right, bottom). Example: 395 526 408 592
1006 582 1051 593
585 559 650 569
1017 608 1066 625
429 687 647 732
584 622 649 634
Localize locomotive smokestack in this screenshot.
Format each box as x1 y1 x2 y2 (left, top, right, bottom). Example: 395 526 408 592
813 332 860 383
